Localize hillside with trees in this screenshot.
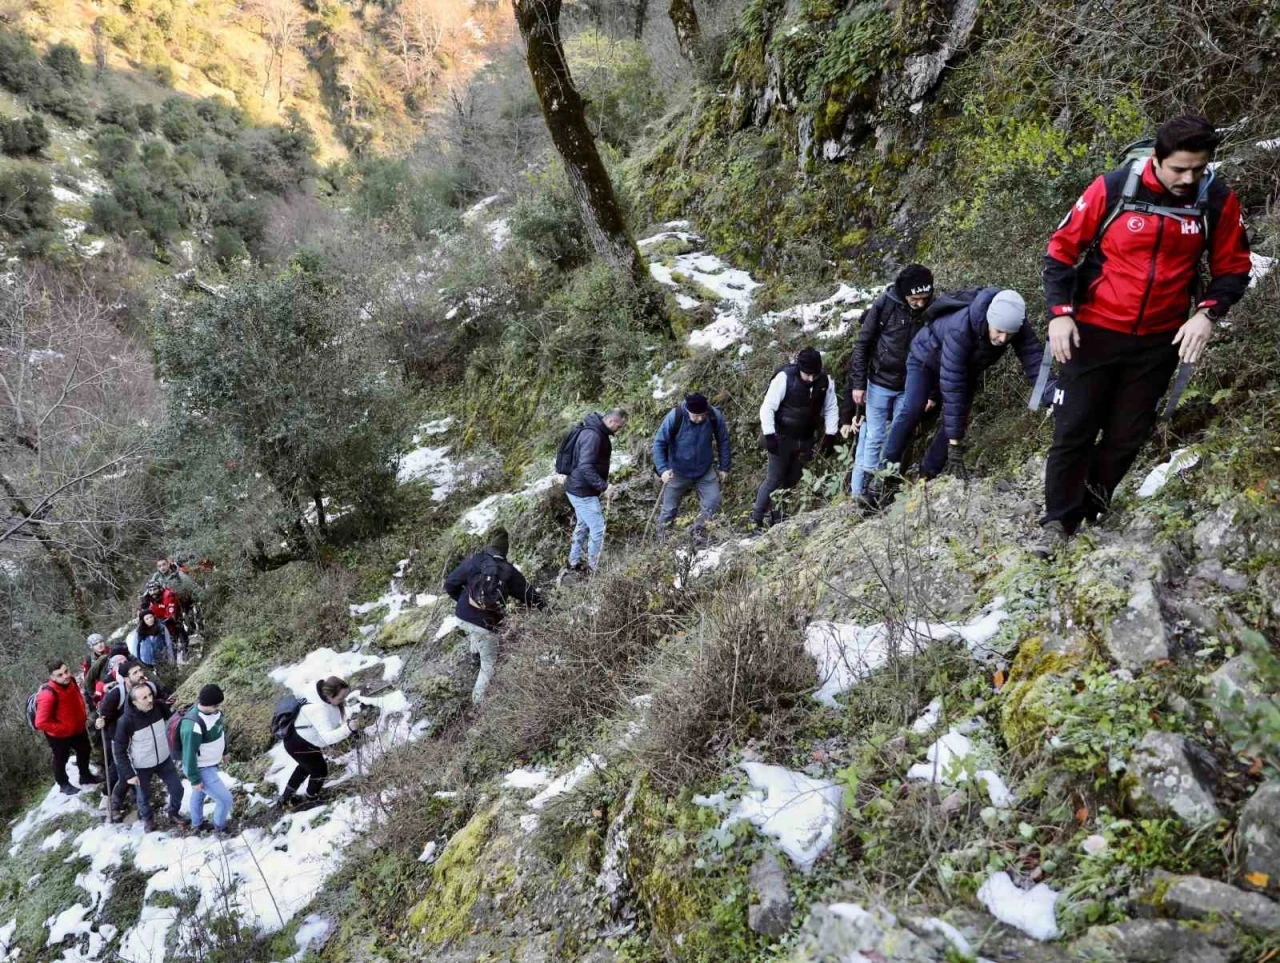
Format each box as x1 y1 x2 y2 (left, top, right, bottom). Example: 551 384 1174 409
1 0 1278 958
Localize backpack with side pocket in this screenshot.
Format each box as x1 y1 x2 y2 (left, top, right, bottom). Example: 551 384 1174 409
554 422 587 476
466 553 506 612
25 684 54 733
270 694 308 742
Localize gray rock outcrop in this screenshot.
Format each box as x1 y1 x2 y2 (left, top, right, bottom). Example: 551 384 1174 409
1241 783 1280 893
1160 873 1280 935
747 851 793 936
1127 731 1221 826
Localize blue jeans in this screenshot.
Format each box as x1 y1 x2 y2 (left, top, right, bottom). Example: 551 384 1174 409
132 757 184 821
190 766 233 830
658 468 721 534
851 383 902 496
879 358 951 479
567 493 606 570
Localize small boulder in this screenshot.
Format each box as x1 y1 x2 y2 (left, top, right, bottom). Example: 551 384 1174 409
1194 496 1250 563
1258 566 1280 622
1104 579 1169 667
1191 559 1249 593
1207 655 1275 723
1241 783 1280 894
788 902 949 961
747 852 793 937
1071 918 1231 963
1159 874 1280 935
1127 731 1221 827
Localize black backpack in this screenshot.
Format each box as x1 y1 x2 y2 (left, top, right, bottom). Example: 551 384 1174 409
555 422 587 475
270 694 308 742
466 554 506 612
25 683 54 733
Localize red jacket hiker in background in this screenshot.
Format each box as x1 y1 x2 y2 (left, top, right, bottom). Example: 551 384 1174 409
1036 115 1253 548
35 662 100 794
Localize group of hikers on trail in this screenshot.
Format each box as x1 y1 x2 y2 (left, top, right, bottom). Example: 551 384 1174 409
25 116 1255 828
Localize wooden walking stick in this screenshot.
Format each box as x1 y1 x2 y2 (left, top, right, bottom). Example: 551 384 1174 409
642 480 669 545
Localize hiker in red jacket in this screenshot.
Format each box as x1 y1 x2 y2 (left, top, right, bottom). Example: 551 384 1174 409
34 660 102 795
1034 115 1252 556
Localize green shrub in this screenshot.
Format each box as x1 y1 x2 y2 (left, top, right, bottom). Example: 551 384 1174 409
161 96 204 143
135 103 159 132
94 124 139 174
43 42 83 85
211 225 246 264
565 30 664 149
0 115 50 156
509 168 591 270
97 94 141 133
0 167 55 237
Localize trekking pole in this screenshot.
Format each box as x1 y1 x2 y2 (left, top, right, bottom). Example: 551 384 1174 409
642 481 668 545
1028 342 1054 411
101 729 112 823
1159 362 1196 422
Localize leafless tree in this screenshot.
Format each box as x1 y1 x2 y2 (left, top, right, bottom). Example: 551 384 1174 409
0 266 160 631
248 0 305 106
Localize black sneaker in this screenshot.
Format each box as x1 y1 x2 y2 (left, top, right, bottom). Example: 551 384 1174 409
143 817 156 833
80 774 104 786
1027 520 1069 560
59 784 79 796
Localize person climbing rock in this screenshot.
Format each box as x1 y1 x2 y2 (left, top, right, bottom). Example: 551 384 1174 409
443 527 544 704
182 684 232 836
843 265 936 507
96 660 167 813
273 676 360 811
751 347 839 531
134 611 174 669
872 288 1048 495
33 660 101 796
652 392 731 541
112 680 186 832
1034 115 1252 557
561 408 628 573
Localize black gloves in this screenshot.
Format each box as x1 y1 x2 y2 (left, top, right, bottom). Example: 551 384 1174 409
821 433 838 455
947 442 968 479
764 433 779 453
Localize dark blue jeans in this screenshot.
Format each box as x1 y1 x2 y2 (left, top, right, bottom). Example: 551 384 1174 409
878 357 951 479
132 757 184 821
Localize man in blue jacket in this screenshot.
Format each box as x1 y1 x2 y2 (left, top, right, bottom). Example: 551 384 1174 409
875 288 1048 486
652 392 731 542
564 408 628 573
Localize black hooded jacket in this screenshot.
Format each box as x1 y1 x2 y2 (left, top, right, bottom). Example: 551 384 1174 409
847 286 929 396
565 413 614 498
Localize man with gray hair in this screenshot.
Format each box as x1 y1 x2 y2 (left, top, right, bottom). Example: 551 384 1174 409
560 408 628 573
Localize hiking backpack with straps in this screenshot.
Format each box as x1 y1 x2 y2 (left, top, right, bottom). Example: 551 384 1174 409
270 693 308 742
555 422 587 475
1078 137 1213 267
466 553 506 612
25 683 55 733
166 704 206 754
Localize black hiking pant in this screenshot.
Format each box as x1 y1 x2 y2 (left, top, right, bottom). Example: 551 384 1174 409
47 731 92 788
283 730 328 797
1043 323 1179 533
752 437 813 523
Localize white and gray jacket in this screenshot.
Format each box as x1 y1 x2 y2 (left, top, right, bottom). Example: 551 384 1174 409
112 704 172 779
293 699 352 749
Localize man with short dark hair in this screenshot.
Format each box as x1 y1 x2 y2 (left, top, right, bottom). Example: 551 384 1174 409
752 347 839 530
1035 115 1252 556
113 680 186 833
95 660 167 815
34 660 101 795
564 408 628 573
444 527 544 703
182 684 232 835
652 392 731 541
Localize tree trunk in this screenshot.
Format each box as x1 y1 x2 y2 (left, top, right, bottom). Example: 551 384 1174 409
0 471 93 635
512 0 646 282
633 0 648 40
669 0 703 64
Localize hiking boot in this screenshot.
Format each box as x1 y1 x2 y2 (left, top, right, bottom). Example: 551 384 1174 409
769 508 783 526
59 784 79 796
142 817 156 833
80 773 104 785
169 812 191 828
292 794 326 812
691 524 709 546
1027 520 1069 560
108 811 128 824
270 789 296 811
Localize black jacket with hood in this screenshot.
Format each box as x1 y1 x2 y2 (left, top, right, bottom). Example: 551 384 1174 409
444 547 543 630
847 286 929 396
565 413 614 498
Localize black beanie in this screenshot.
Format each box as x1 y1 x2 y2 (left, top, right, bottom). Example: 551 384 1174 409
895 264 935 301
487 527 510 556
685 392 709 414
796 347 823 375
198 684 224 707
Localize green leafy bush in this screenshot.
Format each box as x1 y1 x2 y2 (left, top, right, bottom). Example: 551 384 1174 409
43 42 83 84
0 115 50 156
0 166 55 237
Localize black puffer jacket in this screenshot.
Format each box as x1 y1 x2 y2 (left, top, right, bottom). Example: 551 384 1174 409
847 286 927 395
565 413 614 498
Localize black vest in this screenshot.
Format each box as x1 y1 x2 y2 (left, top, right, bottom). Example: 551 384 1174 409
775 365 827 438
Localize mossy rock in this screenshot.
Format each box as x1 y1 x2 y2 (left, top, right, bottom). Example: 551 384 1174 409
999 634 1086 755
375 606 439 650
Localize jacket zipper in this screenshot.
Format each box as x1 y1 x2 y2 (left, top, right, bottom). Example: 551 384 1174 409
1133 217 1164 334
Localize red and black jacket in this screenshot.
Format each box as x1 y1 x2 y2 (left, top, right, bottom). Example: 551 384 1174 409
1044 159 1252 335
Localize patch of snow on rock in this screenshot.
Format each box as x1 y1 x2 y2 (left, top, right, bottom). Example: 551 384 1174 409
462 195 502 222
1137 448 1200 497
976 871 1060 940
503 768 553 790
720 762 841 873
1250 252 1275 286
528 755 606 811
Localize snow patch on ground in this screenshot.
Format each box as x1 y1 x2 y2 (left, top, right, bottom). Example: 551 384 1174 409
1137 448 1200 497
707 763 842 873
503 768 553 790
977 871 1061 940
906 727 1013 808
462 195 502 222
757 282 875 339
804 599 1007 707
911 697 942 734
277 912 334 963
456 469 558 535
1250 251 1276 286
